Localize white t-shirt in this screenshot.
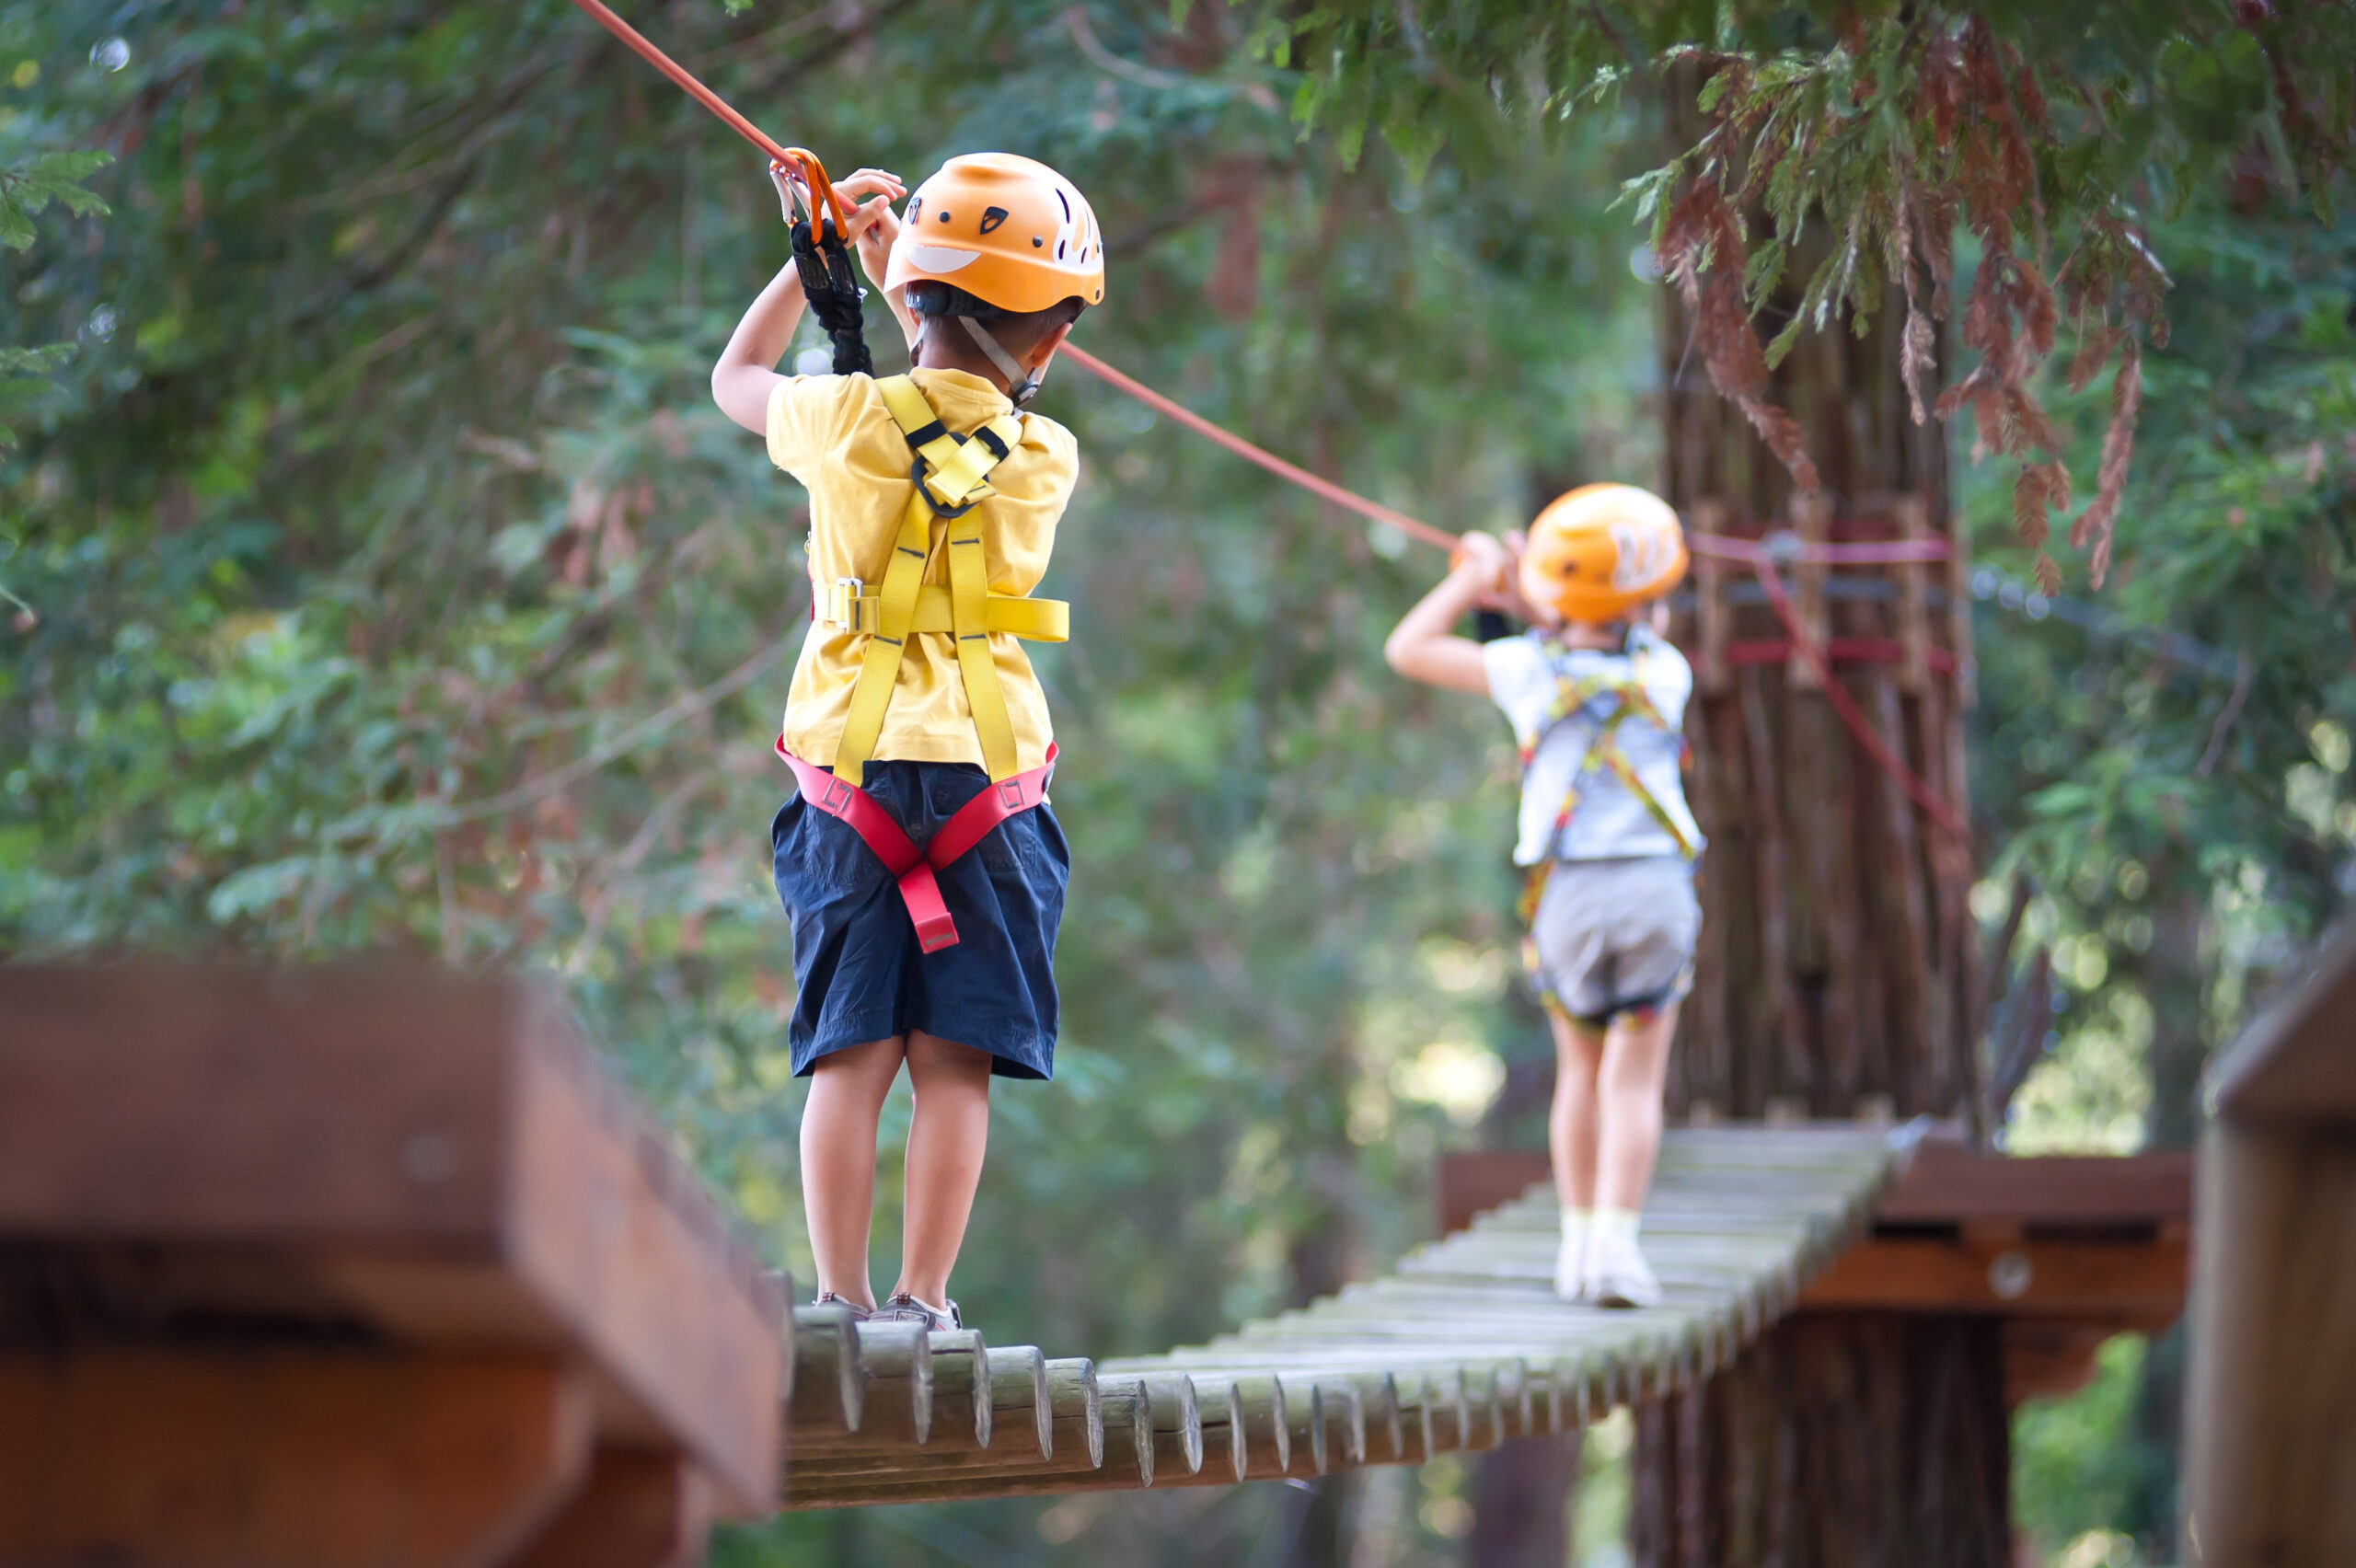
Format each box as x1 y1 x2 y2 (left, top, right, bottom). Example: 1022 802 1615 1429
1482 627 1703 867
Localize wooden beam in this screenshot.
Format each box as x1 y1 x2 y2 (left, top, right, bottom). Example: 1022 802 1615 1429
1871 1139 2193 1227
0 965 784 1517
2005 1320 2132 1408
1799 1236 2188 1318
512 1447 713 1568
2205 919 2356 1125
2183 1116 2356 1567
0 1351 593 1568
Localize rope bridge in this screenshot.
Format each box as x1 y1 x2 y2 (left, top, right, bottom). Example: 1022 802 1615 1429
782 1125 1899 1507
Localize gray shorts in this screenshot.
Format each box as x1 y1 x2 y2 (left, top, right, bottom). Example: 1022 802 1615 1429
1525 856 1700 1027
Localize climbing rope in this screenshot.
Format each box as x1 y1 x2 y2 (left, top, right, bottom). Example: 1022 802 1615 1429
566 0 1968 843
1054 345 1461 553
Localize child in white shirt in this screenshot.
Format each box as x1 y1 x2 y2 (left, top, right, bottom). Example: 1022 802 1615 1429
1384 486 1700 1308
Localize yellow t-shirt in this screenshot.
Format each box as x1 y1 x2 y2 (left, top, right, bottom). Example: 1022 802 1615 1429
768 368 1078 773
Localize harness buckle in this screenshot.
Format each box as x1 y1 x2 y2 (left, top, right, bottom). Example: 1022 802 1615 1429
910 458 984 520
817 775 856 814
998 778 1027 810
824 577 867 632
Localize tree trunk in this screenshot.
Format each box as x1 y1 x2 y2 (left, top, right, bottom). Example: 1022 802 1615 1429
1633 1314 2011 1568
1634 68 2004 1567
1469 1433 1581 1568
1659 248 1979 1124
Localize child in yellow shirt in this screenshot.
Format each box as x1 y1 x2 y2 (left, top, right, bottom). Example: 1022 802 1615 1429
711 154 1105 1332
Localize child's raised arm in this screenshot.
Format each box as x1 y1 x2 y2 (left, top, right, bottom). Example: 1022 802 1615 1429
1383 531 1515 695
710 259 808 433
710 167 907 434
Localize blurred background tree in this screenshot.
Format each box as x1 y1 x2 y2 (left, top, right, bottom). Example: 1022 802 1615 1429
1 4 2348 1566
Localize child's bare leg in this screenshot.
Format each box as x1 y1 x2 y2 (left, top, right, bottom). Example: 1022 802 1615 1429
893 1032 993 1308
800 1035 907 1310
1595 1000 1681 1211
1547 1009 1607 1213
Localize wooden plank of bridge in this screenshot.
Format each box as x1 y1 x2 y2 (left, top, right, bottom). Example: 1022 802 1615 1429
0 963 785 1566
780 1124 1902 1507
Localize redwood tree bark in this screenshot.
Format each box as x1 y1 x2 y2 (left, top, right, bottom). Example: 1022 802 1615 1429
1659 242 1979 1124
1469 1430 1581 1567
1631 73 2005 1568
1634 1315 2012 1568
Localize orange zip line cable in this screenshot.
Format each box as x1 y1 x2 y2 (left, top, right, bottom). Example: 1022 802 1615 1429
1054 344 1461 553
565 0 1968 840
568 0 849 236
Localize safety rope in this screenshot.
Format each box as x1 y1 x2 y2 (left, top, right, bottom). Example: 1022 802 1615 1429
564 0 1969 844
1054 346 1461 553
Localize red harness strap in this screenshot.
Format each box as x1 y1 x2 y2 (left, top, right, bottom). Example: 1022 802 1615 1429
774 739 1057 954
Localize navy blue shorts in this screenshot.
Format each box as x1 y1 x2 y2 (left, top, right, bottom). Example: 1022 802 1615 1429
770 760 1069 1080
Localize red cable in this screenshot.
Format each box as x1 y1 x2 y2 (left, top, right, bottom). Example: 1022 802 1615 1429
567 0 848 234
1057 345 1463 553
1752 558 1969 841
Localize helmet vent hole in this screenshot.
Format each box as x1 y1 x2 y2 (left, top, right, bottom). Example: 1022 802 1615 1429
1057 190 1071 220
980 206 1009 234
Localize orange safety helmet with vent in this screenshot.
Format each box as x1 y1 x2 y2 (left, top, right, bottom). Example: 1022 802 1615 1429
885 153 1104 315
1517 483 1689 625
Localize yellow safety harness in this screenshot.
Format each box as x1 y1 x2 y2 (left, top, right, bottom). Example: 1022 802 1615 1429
774 374 1072 954
1516 641 1698 1020
825 375 1069 787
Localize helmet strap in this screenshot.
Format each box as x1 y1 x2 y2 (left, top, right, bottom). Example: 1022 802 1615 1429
959 315 1043 407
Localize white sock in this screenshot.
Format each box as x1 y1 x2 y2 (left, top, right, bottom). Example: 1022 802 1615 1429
1561 1207 1593 1249
1591 1206 1642 1247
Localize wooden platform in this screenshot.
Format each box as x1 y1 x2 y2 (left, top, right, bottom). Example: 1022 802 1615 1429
780 1124 1900 1507
0 965 786 1568
1440 1129 2192 1405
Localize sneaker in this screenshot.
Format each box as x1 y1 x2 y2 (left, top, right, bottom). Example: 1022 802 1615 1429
1553 1231 1588 1302
1583 1228 1663 1309
873 1292 962 1332
814 1291 872 1320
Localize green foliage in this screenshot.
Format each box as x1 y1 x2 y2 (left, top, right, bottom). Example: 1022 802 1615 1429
1969 185 2356 1147
0 146 108 252
2014 1336 2158 1564
0 145 107 446
1247 1 2356 584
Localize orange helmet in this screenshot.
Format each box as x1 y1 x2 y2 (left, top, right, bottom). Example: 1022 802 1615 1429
885 153 1104 315
1517 484 1688 624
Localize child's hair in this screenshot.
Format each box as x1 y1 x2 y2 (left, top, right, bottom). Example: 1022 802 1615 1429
906 282 1085 353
